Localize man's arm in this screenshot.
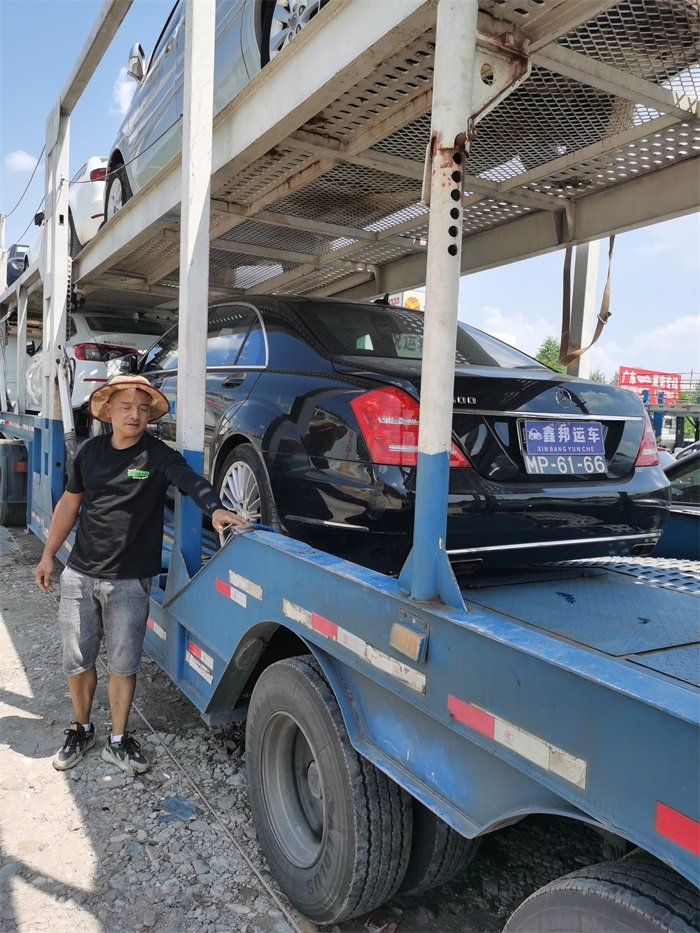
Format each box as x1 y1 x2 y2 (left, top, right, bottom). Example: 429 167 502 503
165 455 246 532
34 490 84 591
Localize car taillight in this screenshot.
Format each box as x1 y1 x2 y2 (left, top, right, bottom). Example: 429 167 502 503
89 167 107 182
350 386 470 467
635 413 660 466
73 343 137 362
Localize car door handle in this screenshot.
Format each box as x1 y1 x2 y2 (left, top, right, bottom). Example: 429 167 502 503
222 375 245 387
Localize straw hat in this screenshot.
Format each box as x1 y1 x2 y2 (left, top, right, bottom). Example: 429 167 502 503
88 375 170 424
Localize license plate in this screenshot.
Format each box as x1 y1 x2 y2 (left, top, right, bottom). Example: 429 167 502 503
522 420 606 475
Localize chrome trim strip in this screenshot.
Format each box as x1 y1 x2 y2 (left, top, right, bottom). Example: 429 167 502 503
447 532 660 556
285 514 369 531
452 409 641 421
669 506 700 517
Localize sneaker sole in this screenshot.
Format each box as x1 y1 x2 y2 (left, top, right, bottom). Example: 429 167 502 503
100 745 150 774
52 732 96 771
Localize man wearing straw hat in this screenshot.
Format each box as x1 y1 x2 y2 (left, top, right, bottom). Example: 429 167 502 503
34 375 245 774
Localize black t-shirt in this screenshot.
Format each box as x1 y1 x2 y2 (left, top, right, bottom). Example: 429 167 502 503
65 433 223 579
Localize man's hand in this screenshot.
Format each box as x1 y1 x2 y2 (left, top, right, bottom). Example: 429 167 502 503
35 555 55 591
212 508 248 535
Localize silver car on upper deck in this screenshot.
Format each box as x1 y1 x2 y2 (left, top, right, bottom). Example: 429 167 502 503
104 0 328 218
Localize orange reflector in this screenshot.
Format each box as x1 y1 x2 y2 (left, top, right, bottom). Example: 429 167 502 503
389 622 427 662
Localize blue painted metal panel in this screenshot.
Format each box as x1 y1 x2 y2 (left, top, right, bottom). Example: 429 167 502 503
630 643 700 688
463 571 700 656
142 529 700 888
399 449 464 607
0 414 63 543
176 447 205 576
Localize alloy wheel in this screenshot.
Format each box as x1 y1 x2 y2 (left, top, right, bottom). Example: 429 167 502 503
219 460 262 522
268 0 326 60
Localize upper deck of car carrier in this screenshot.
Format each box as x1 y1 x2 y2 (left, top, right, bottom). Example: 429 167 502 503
1 0 698 320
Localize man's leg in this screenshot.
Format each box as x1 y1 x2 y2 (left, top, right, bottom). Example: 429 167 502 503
54 569 101 771
100 577 151 773
107 672 136 736
68 667 98 724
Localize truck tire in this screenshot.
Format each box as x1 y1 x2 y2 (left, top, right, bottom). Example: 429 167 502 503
246 655 413 924
398 798 480 897
504 851 699 932
217 443 280 529
0 440 27 527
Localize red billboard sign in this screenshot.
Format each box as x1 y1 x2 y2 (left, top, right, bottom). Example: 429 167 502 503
617 367 681 403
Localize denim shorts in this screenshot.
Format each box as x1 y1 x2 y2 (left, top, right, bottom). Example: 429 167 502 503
59 567 152 676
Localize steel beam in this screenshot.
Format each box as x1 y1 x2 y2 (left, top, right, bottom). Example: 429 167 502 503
175 0 216 574
534 44 698 120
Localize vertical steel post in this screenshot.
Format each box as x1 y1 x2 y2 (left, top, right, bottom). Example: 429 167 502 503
400 0 478 606
175 0 215 575
566 241 600 380
0 215 6 289
41 105 71 425
16 287 28 413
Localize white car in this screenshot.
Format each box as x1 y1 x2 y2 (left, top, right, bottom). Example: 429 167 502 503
25 311 168 430
25 156 108 268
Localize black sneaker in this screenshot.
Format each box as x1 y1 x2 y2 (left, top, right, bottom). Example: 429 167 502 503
101 733 150 774
53 722 95 771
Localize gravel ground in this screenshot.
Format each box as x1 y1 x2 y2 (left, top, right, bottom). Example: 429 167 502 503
0 525 611 933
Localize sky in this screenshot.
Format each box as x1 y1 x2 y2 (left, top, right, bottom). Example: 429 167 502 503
1 0 698 385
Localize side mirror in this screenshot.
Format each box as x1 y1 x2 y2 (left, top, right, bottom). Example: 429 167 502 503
26 340 36 356
127 43 146 83
33 211 45 227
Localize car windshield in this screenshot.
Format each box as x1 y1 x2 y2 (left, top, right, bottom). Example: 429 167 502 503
301 304 545 369
11 245 28 257
82 316 168 336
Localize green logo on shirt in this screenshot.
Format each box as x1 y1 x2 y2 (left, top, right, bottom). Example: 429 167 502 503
127 469 150 480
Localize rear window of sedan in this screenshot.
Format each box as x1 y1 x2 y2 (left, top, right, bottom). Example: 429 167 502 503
80 316 168 336
302 304 545 369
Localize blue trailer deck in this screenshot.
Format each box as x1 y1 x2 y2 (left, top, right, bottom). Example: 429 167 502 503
141 526 700 895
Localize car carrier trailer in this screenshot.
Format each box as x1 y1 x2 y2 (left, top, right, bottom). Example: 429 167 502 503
0 0 698 928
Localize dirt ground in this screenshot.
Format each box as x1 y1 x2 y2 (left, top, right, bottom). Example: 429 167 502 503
0 525 610 933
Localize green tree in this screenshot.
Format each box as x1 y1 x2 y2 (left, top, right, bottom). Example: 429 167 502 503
536 337 566 372
535 338 608 381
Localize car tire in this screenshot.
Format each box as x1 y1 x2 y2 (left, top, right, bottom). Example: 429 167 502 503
68 210 82 258
104 162 132 220
398 798 480 897
216 443 279 529
260 0 328 65
246 656 413 924
504 851 700 932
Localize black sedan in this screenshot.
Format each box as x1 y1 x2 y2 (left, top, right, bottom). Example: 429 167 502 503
141 296 670 575
654 450 700 560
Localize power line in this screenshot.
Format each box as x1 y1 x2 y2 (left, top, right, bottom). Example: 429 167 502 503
3 147 46 219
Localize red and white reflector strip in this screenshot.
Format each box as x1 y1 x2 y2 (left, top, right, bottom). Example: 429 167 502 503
185 640 214 684
31 511 48 536
216 570 263 608
448 695 587 789
655 802 700 856
146 616 166 641
283 599 425 694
